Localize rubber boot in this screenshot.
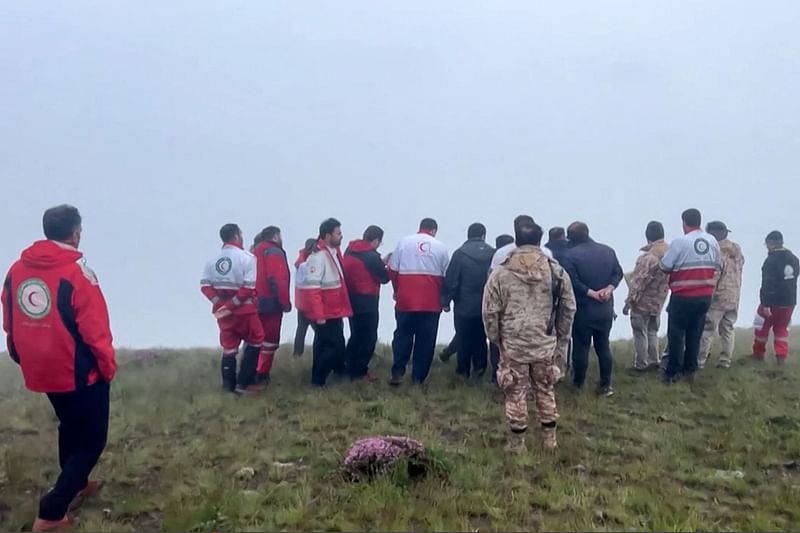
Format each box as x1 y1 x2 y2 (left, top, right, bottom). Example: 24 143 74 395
541 424 558 451
237 344 260 390
221 354 238 393
504 431 527 455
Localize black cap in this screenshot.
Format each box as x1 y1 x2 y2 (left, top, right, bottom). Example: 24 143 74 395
706 221 730 233
766 230 784 243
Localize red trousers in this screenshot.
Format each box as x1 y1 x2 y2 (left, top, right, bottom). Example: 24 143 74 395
257 312 283 375
218 314 265 353
753 306 794 360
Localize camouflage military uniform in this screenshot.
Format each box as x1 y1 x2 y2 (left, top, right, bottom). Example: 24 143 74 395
625 240 670 370
699 239 744 368
483 245 576 452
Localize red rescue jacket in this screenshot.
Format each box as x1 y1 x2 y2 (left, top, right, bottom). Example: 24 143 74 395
342 240 390 314
2 240 116 393
295 241 353 321
253 240 291 314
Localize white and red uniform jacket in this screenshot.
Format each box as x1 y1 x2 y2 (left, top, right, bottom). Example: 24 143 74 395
295 241 353 321
200 243 258 316
388 231 450 313
660 228 721 298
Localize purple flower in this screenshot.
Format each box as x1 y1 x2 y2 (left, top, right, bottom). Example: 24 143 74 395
342 436 427 480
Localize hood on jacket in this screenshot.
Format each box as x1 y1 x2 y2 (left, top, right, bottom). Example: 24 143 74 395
460 239 495 262
21 240 82 268
640 239 668 259
503 245 549 284
346 239 376 254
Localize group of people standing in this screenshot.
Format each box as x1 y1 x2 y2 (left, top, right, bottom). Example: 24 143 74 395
2 204 798 530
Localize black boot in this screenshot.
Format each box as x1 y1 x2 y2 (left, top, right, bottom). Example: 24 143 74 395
221 355 238 393
237 344 260 389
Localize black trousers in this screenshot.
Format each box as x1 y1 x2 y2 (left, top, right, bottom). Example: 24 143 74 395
572 316 614 388
293 312 314 356
311 318 346 386
454 315 488 377
666 295 712 377
391 311 441 384
346 311 380 378
40 381 110 521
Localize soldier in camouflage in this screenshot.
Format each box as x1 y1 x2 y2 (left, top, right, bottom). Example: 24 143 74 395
623 221 670 371
699 221 744 369
482 222 576 454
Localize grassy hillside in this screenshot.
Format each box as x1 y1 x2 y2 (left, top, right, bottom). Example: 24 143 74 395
2 332 800 531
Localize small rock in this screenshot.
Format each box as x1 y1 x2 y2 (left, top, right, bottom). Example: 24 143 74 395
783 460 800 471
103 508 112 518
594 510 608 522
656 414 671 423
713 469 745 480
571 464 587 473
235 467 256 480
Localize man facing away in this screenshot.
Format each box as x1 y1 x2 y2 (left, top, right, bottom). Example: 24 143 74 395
201 224 267 394
623 221 670 372
2 205 115 531
342 225 390 381
388 218 450 385
561 222 623 396
490 215 553 270
295 218 353 387
660 208 721 384
699 221 744 369
253 226 291 384
442 223 495 378
483 222 576 453
753 230 799 364
545 227 569 264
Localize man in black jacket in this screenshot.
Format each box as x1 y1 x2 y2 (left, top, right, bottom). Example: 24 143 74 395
546 227 569 264
561 222 623 396
442 223 495 377
753 230 799 364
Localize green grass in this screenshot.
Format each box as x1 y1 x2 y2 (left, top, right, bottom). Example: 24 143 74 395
2 332 800 531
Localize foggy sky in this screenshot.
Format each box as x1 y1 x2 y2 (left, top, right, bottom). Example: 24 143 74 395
1 1 798 349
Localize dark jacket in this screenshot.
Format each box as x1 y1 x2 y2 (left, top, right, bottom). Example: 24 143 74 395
342 240 390 314
545 239 569 264
562 239 623 322
760 248 799 307
442 238 495 318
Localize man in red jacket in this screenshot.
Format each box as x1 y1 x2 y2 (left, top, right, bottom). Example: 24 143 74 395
253 226 291 384
295 218 353 387
342 225 390 381
2 205 115 532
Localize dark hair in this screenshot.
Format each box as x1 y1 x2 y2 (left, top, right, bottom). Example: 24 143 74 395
567 222 590 243
682 208 702 228
252 233 264 247
496 234 514 248
363 225 384 242
515 222 543 247
220 223 241 243
766 230 784 244
319 218 341 239
261 226 281 242
548 227 566 242
645 221 664 242
419 218 438 232
304 238 317 252
513 215 535 231
43 205 82 241
467 223 486 240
